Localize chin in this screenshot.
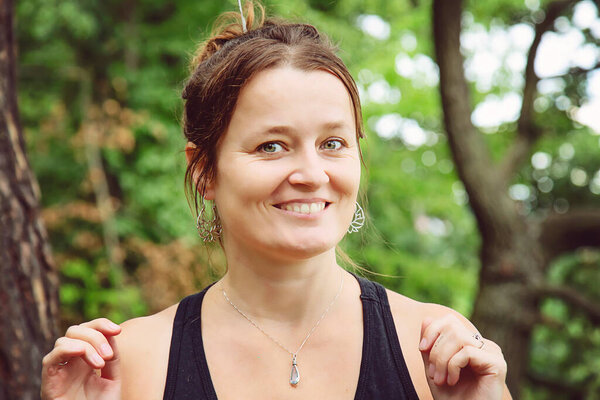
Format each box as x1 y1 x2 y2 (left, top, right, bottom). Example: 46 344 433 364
260 234 337 260
225 225 345 261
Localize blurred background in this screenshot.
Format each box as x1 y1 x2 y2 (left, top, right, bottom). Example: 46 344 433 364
2 0 600 399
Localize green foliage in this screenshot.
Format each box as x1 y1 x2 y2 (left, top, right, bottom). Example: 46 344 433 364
526 251 600 400
15 0 600 397
60 258 146 325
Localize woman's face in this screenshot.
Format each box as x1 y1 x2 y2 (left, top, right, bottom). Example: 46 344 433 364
205 66 361 260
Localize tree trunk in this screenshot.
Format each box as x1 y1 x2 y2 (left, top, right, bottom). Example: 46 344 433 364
0 1 60 399
470 235 544 395
432 0 546 397
432 0 600 395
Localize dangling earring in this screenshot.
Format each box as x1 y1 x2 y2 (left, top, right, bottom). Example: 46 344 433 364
347 202 365 233
196 200 222 242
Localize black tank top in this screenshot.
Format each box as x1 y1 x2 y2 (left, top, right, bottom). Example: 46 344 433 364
162 275 420 400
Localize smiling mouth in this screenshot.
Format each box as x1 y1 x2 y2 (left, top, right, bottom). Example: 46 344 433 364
274 201 330 215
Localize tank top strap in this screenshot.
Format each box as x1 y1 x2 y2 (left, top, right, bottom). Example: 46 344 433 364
353 274 420 400
163 283 218 400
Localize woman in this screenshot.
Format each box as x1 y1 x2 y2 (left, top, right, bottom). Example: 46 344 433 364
41 3 511 399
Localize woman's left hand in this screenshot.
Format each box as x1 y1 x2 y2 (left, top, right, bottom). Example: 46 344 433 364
419 315 508 400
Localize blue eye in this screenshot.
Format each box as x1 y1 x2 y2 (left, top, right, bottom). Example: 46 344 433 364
322 139 343 150
260 142 283 153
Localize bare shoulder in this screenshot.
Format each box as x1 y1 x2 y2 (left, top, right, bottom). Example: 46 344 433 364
384 289 477 400
116 303 179 400
421 300 478 330
386 290 512 400
386 289 476 331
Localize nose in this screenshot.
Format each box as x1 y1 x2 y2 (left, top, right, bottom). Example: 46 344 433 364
287 148 330 188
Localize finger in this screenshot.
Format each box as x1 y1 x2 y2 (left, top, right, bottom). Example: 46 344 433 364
447 345 507 386
428 329 464 385
480 338 503 354
420 317 448 383
65 325 116 360
420 343 432 380
470 332 485 349
421 316 480 386
419 322 432 381
419 317 435 351
101 335 121 380
420 314 467 351
79 318 122 336
44 337 106 370
419 316 447 352
447 346 471 385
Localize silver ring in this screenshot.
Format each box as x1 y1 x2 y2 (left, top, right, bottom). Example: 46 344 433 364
473 333 484 349
57 361 69 366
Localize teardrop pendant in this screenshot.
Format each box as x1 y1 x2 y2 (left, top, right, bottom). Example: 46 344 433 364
290 355 300 386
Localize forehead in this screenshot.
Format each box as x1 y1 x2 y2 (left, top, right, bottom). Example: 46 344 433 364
228 66 355 132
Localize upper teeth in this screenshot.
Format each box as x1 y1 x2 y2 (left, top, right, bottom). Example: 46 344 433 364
281 202 326 214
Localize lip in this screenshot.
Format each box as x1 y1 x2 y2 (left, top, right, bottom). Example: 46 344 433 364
274 198 330 206
272 198 332 217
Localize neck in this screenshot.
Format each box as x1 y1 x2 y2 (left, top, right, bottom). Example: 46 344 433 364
219 243 343 325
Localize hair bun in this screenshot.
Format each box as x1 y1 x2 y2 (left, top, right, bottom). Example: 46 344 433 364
190 1 264 70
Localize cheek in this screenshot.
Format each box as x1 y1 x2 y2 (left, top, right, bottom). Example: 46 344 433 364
332 159 361 195
214 160 288 203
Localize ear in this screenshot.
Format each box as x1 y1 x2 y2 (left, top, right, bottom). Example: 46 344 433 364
203 179 216 201
185 142 216 200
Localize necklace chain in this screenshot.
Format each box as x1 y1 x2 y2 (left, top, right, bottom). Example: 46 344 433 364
221 270 345 358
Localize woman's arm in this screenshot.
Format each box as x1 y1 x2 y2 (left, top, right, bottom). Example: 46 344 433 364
116 304 178 400
387 291 511 400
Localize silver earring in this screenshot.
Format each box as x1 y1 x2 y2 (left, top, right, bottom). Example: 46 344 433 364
196 200 222 242
347 202 365 233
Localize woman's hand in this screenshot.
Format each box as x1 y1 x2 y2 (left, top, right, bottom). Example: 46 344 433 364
41 318 122 400
419 315 508 400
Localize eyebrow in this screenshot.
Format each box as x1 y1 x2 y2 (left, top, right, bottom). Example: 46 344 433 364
260 121 351 135
262 125 293 135
321 121 350 131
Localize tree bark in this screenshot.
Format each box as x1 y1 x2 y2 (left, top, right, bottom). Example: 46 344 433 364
0 1 59 399
432 0 545 397
470 236 543 398
433 0 600 396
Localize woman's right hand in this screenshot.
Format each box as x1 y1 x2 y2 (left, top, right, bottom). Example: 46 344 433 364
41 318 122 400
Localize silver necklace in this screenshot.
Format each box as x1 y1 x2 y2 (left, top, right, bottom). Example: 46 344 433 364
221 271 345 387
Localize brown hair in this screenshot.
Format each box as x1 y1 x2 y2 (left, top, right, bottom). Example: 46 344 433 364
182 2 364 214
